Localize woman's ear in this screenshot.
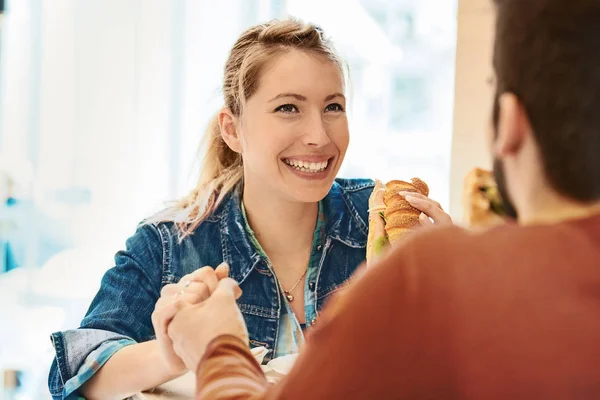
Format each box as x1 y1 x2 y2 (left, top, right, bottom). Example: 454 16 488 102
219 107 242 154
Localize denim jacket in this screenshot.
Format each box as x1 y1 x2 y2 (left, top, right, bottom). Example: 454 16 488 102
48 178 374 399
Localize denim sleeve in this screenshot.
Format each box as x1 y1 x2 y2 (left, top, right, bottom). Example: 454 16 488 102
48 223 166 399
49 334 136 400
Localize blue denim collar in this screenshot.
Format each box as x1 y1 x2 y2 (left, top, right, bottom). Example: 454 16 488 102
215 180 369 284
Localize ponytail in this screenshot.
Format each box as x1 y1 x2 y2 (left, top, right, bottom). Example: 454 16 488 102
145 113 243 239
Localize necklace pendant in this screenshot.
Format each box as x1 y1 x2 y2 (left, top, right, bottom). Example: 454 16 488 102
285 293 294 302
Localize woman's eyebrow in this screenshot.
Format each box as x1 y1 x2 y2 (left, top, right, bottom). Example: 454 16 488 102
268 93 307 102
324 93 345 102
267 92 345 102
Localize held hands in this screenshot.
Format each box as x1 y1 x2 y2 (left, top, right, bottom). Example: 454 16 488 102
167 276 248 372
151 263 230 376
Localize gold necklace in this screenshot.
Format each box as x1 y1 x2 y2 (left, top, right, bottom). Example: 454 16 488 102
283 267 309 302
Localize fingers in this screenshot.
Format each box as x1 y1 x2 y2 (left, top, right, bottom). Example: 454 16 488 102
399 191 443 210
409 198 450 224
182 266 220 294
160 281 208 304
160 283 179 298
399 192 452 225
211 278 243 302
419 212 433 227
179 282 210 304
215 263 230 280
160 263 232 307
172 263 230 302
154 263 235 346
153 296 183 336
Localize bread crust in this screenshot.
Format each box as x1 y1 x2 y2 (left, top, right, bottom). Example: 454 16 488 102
462 168 506 228
383 178 430 243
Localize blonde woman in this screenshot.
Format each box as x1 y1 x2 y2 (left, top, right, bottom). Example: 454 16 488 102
48 19 450 400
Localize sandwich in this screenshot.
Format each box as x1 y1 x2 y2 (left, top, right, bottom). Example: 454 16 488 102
366 178 429 266
462 167 506 228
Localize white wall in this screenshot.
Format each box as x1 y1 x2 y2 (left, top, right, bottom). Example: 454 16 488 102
449 0 495 220
0 0 268 252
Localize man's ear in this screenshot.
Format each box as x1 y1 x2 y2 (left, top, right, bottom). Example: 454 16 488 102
219 107 242 154
493 93 531 158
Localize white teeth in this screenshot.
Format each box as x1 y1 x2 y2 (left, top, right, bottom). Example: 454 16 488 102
284 158 329 173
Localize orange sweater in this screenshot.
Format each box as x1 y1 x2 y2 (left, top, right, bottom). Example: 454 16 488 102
196 214 600 399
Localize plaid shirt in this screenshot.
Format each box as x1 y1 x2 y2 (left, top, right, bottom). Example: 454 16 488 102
61 338 135 399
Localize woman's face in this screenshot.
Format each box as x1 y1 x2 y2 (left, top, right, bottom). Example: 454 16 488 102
235 49 349 204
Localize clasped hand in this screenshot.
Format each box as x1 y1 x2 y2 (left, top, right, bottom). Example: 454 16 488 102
151 263 248 374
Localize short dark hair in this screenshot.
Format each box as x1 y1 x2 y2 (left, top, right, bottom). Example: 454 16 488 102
493 0 600 202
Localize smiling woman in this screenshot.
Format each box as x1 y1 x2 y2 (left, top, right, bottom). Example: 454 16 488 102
45 16 456 400
47 19 377 400
220 48 350 204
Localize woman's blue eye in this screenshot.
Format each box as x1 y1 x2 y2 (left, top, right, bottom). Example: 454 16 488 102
275 104 298 113
325 103 344 112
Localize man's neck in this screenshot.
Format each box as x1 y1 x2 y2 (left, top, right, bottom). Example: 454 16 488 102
518 189 600 226
242 185 318 258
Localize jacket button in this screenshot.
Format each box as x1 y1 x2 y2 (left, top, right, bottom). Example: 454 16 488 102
317 245 322 251
309 282 315 291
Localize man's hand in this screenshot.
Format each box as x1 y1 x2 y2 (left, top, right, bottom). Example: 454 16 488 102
167 278 249 372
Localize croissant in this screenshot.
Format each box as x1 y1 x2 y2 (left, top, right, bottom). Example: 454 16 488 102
367 178 429 266
462 168 506 228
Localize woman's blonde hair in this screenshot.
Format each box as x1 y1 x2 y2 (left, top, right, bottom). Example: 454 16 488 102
147 18 344 238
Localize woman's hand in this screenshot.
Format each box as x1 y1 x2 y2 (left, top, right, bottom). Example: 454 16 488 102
399 191 453 227
151 264 229 376
168 278 248 372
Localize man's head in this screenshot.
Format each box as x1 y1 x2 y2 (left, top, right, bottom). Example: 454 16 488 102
490 0 600 220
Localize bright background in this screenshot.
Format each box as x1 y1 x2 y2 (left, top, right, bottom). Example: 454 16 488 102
0 0 457 398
